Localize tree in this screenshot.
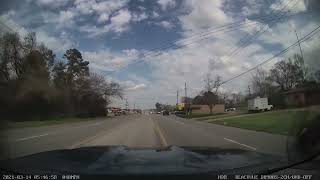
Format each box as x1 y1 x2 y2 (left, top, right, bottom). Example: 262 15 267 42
250 68 277 97
15 50 53 119
0 31 125 120
203 91 218 114
1 32 23 79
155 102 162 111
269 54 308 91
192 95 206 105
202 73 222 114
64 48 89 86
23 32 37 54
315 70 320 82
52 61 67 89
38 43 55 69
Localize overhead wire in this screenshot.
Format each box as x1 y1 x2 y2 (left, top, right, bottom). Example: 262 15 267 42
223 0 300 61
220 24 320 85
142 0 288 57
118 2 306 71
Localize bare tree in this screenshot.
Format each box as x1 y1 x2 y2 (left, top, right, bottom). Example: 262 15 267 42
23 32 37 54
269 54 308 91
203 73 222 114
251 68 269 97
204 73 222 94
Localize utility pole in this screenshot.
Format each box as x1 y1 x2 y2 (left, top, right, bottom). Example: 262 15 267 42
184 82 188 115
294 29 304 60
248 85 251 97
125 99 129 110
184 82 187 99
176 90 179 105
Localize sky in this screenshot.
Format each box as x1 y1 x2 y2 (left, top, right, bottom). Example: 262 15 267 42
0 0 319 109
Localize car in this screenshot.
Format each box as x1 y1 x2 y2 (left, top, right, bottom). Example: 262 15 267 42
162 110 169 116
156 111 161 114
225 108 236 112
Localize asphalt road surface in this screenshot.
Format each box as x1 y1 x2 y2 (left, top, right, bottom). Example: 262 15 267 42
0 114 288 160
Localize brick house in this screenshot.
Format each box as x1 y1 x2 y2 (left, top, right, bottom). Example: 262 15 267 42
283 88 320 107
190 104 225 114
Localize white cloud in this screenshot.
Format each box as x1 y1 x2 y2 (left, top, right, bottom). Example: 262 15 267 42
108 9 132 33
241 1 263 16
36 31 74 53
79 10 132 36
58 10 76 25
74 0 129 23
152 11 160 18
157 0 176 10
93 0 128 14
83 48 140 72
156 21 174 29
97 13 109 23
132 12 148 22
270 0 307 13
0 13 73 53
0 11 28 36
30 0 70 9
80 7 149 36
241 18 266 35
178 0 232 35
74 0 94 14
126 83 147 91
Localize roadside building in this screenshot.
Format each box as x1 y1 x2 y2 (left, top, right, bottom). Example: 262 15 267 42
190 104 225 114
283 88 320 107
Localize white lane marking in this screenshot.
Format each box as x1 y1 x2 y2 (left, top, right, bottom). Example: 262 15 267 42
16 133 49 142
224 137 257 151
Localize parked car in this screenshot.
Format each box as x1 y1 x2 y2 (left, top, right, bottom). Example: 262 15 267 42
225 108 236 112
162 110 169 116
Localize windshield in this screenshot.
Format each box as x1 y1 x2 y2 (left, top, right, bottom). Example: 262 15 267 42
0 0 320 177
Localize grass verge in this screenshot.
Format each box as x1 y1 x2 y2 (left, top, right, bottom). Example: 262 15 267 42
194 112 246 121
183 113 226 119
3 117 107 129
210 110 320 135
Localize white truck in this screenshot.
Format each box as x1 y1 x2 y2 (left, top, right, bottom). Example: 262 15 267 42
248 97 273 112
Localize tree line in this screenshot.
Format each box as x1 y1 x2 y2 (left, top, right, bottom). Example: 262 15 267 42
191 53 320 113
251 54 320 107
0 32 123 121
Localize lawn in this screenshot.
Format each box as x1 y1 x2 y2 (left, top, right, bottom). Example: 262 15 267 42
194 112 246 121
2 116 107 129
184 113 226 119
210 110 320 135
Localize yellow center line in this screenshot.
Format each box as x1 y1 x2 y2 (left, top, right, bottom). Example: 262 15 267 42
153 118 168 147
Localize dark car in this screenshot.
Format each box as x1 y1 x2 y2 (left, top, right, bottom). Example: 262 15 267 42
162 110 169 116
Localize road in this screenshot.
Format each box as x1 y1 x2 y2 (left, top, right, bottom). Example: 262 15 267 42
0 114 288 160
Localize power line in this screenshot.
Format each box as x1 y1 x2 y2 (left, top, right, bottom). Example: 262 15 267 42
143 13 302 59
223 0 299 62
221 24 320 85
142 0 289 57
118 13 307 72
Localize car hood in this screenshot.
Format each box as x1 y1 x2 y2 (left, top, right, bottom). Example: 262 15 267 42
0 146 286 175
